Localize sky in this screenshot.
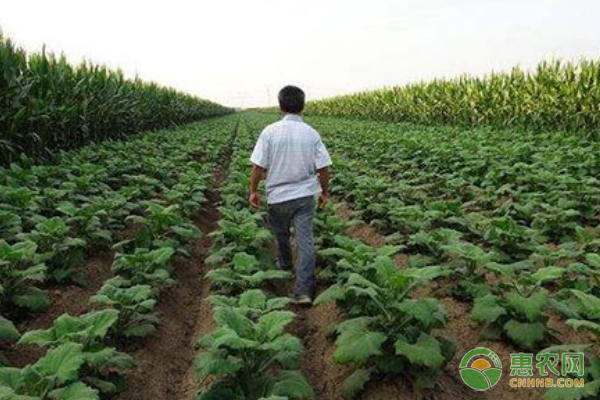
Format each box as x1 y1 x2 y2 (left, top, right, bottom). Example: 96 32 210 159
1 0 600 108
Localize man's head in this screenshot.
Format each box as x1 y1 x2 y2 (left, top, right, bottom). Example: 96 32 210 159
278 85 305 114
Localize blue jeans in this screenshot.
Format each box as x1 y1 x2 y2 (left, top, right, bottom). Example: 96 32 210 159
267 195 316 296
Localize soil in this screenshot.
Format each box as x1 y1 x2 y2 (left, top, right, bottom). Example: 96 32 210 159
329 200 556 400
3 251 114 367
114 160 229 400
289 290 350 400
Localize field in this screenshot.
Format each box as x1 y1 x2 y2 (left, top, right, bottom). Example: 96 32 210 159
2 109 599 400
1 35 600 400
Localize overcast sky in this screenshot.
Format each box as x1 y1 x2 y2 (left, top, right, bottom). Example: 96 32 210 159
2 0 600 108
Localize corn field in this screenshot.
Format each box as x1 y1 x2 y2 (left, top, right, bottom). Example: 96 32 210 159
305 60 600 138
0 33 232 165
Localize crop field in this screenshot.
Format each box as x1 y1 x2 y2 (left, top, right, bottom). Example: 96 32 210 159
2 108 599 400
1 36 599 400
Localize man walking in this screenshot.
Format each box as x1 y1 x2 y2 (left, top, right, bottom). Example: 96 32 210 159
249 85 332 305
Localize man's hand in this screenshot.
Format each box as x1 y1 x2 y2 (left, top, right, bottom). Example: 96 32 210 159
318 192 329 208
249 192 261 209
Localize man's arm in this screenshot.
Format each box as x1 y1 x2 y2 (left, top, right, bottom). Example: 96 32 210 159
249 164 266 208
317 166 330 207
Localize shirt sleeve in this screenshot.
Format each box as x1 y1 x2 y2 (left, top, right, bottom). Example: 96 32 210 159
314 133 332 170
250 130 269 168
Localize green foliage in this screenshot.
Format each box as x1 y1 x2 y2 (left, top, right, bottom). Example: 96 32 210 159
471 289 551 349
0 239 49 313
0 32 231 164
90 277 159 338
196 305 313 399
315 252 454 398
123 201 201 256
19 310 134 395
304 59 600 137
112 246 176 288
206 252 291 294
0 343 99 399
17 218 86 284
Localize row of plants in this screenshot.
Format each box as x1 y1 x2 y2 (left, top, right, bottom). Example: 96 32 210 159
303 59 600 138
193 120 315 400
242 112 600 399
0 116 239 398
0 31 232 165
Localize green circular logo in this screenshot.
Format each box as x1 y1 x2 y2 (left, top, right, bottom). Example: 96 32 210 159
459 348 503 391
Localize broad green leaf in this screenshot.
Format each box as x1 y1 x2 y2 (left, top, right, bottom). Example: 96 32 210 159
395 333 446 368
273 370 315 399
0 316 20 341
471 294 506 324
238 290 267 310
213 308 255 338
333 318 385 364
49 382 99 400
503 320 545 349
532 266 565 283
258 311 296 340
81 309 120 339
506 290 548 321
313 284 345 306
341 368 372 399
34 343 84 384
397 298 446 330
566 319 600 336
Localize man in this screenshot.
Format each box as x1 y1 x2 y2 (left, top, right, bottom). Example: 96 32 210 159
249 85 332 305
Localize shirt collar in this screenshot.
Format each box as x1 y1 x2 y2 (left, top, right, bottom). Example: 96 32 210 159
282 114 302 122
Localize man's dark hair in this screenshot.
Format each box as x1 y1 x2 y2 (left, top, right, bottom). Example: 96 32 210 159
278 85 305 114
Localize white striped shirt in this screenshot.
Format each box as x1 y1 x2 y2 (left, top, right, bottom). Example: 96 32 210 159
250 114 332 204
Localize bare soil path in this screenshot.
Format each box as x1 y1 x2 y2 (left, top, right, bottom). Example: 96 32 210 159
114 121 238 400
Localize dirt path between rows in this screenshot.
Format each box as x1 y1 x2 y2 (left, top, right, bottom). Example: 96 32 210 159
114 123 237 400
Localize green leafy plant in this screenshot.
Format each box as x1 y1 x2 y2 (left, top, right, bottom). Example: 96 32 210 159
207 208 273 265
0 315 20 366
208 289 292 320
18 217 86 284
0 239 49 313
315 257 454 398
19 309 135 395
124 201 201 256
206 252 290 294
90 277 160 338
112 246 176 288
471 287 552 349
0 343 99 399
196 305 313 399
